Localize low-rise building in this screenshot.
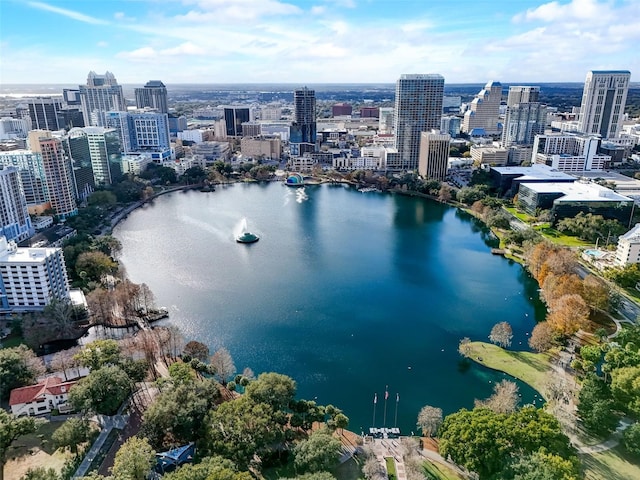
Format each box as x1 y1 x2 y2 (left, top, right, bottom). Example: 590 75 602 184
490 164 575 196
9 376 77 416
240 136 282 160
470 146 508 167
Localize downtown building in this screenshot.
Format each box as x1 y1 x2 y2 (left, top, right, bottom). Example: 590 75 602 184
0 236 70 312
291 87 317 156
0 150 49 212
106 111 171 163
577 70 631 139
418 131 451 181
0 167 33 243
135 80 169 113
392 74 444 171
532 132 610 173
27 97 63 131
462 81 502 136
79 71 126 127
223 107 252 137
501 86 547 166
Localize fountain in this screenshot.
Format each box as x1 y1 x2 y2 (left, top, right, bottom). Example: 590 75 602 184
235 218 259 244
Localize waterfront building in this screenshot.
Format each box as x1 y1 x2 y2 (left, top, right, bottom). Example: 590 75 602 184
532 132 609 172
501 102 547 148
507 86 540 106
291 87 317 156
490 164 575 196
223 107 252 137
0 236 70 312
10 376 77 416
27 97 63 131
577 70 631 139
392 74 444 171
120 154 153 175
106 111 171 162
462 81 502 136
79 71 126 127
615 224 640 267
38 136 77 219
0 150 48 211
135 80 168 113
418 131 450 181
517 181 633 224
0 167 33 243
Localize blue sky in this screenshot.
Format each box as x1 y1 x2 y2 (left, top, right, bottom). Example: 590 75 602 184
0 0 637 84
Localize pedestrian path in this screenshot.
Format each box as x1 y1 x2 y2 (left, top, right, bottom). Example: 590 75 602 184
72 412 129 478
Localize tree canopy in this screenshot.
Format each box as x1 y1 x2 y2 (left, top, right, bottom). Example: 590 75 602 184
293 430 341 474
0 345 45 400
69 365 132 415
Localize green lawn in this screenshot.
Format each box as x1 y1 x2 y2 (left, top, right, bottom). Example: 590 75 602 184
385 457 397 480
0 333 26 349
534 225 592 247
422 460 464 480
581 445 640 480
466 342 555 398
503 206 533 223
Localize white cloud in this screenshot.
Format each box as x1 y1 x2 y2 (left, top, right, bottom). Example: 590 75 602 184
27 1 109 25
97 41 109 48
161 42 207 56
177 0 302 22
311 5 326 15
116 47 158 61
513 0 609 23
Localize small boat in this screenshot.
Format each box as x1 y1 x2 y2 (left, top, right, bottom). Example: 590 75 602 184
236 232 259 244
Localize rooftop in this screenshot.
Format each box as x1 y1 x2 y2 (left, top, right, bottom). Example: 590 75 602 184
520 181 633 203
9 376 77 406
492 164 575 181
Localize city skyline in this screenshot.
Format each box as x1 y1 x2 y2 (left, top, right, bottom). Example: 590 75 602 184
0 0 637 85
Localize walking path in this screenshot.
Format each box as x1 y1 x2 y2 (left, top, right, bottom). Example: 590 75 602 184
72 412 128 479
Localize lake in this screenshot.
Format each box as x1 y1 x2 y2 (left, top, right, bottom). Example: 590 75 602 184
114 182 546 434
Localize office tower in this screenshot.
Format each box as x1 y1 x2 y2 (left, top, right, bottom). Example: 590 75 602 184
135 80 169 113
290 87 317 156
507 86 540 107
0 117 30 140
223 107 252 137
0 167 33 243
532 132 608 172
106 111 171 162
501 102 547 148
63 89 82 106
79 71 126 127
360 107 379 118
27 97 63 131
38 137 77 219
85 127 121 186
63 128 94 200
462 81 502 136
0 236 70 312
0 150 48 209
392 74 444 171
577 70 631 138
418 131 451 181
441 116 461 137
378 107 394 133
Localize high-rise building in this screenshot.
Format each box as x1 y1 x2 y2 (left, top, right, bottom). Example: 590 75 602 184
106 111 171 163
0 167 33 243
392 74 444 171
462 81 502 136
0 236 70 312
507 86 540 107
79 71 126 127
378 107 394 133
577 70 631 138
38 136 77 219
291 87 317 155
441 116 461 138
223 107 252 137
63 128 94 200
501 102 547 148
418 131 451 181
0 117 30 140
135 80 169 114
27 97 63 131
0 150 48 209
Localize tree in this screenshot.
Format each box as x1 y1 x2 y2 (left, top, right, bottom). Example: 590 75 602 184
75 251 118 283
112 436 156 480
438 185 452 203
87 190 117 207
508 450 580 480
489 321 513 348
611 366 640 416
69 365 132 415
92 235 122 257
577 374 620 436
293 430 341 474
163 455 251 480
168 361 196 385
86 288 116 325
74 339 121 371
52 417 89 453
50 347 81 381
210 347 236 385
0 410 38 480
529 322 555 352
623 422 640 456
20 468 60 480
362 447 387 480
458 337 472 358
547 294 590 335
416 405 442 437
475 380 519 414
0 345 45 400
245 372 297 411
142 379 219 449
183 340 210 362
582 275 610 311
206 395 283 469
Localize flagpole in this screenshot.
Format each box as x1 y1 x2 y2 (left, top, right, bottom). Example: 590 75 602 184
394 393 399 428
372 393 377 428
383 385 389 427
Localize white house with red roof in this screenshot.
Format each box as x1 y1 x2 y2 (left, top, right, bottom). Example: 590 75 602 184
9 376 77 416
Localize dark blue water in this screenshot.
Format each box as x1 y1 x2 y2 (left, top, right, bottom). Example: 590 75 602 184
114 183 546 434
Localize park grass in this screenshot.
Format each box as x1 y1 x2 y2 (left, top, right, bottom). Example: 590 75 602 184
0 333 25 349
503 206 533 223
581 445 640 480
534 225 592 247
466 341 555 398
422 459 465 480
385 457 397 480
